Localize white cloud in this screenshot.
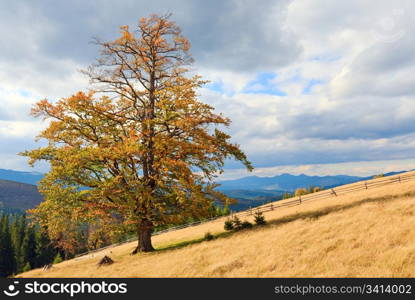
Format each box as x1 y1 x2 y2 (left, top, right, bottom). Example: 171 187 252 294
1 0 415 178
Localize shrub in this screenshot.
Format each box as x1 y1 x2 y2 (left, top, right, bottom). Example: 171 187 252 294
283 192 293 199
254 210 266 225
223 205 230 216
225 215 253 231
312 186 321 193
22 262 31 272
224 219 234 231
53 253 63 264
307 185 321 193
232 215 242 230
373 173 385 179
240 221 253 229
295 188 308 197
204 232 214 241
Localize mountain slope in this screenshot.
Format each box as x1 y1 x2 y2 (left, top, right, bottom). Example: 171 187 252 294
0 169 365 212
19 170 415 277
218 173 371 210
218 173 364 192
0 169 44 186
0 179 43 211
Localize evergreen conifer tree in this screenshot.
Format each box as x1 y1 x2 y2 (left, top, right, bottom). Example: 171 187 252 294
21 226 37 269
0 215 16 277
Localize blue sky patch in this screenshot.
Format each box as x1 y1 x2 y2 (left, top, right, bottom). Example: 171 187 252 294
310 54 341 62
303 79 324 94
205 81 225 93
242 72 286 96
18 90 31 97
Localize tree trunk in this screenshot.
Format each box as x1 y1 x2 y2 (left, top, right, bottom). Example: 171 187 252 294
131 219 154 254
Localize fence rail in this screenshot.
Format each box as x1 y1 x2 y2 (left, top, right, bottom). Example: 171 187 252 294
239 172 415 217
74 172 415 260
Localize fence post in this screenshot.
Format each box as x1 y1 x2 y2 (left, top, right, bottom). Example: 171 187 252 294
73 171 415 259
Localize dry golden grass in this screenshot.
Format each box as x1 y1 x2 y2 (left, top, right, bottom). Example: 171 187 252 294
19 171 415 277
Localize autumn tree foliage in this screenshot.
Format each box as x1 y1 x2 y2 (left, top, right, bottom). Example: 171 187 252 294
21 14 252 253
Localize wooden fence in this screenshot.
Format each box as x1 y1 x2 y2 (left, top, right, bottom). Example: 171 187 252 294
239 172 415 217
74 172 415 260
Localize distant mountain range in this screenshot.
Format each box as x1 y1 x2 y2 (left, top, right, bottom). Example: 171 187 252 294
217 171 408 210
216 173 365 210
220 171 409 192
0 169 43 185
218 173 365 192
0 168 408 212
0 179 43 212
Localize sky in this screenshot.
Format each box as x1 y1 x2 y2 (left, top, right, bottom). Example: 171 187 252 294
1 0 415 180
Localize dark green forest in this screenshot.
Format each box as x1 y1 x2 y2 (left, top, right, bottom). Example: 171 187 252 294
0 213 59 277
0 203 231 277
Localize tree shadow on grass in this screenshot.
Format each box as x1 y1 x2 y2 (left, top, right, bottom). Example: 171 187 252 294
154 231 233 253
141 190 415 254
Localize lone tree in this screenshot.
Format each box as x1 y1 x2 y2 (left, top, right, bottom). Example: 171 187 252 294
22 14 252 253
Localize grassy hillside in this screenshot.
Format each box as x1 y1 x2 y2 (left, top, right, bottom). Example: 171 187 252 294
0 179 43 211
19 171 415 277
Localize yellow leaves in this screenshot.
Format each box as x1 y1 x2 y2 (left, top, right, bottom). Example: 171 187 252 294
153 37 165 46
30 98 50 117
139 17 147 25
119 25 133 41
23 13 253 238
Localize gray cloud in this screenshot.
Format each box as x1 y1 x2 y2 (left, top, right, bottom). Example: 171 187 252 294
201 87 415 169
0 133 48 171
2 0 415 176
0 0 299 73
226 133 415 169
331 35 415 98
183 0 301 71
279 97 415 140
